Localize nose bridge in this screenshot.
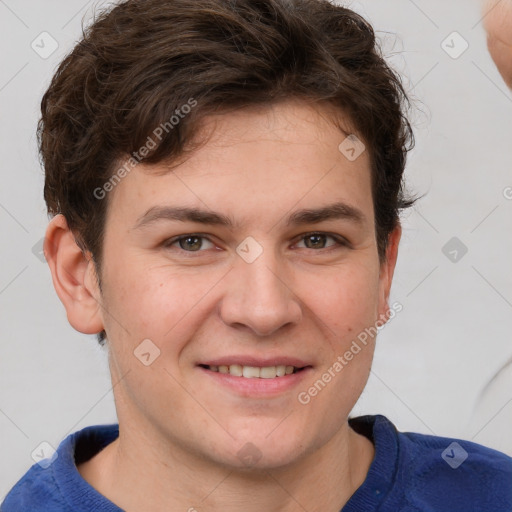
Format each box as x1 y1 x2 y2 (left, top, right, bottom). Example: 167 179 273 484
219 242 301 336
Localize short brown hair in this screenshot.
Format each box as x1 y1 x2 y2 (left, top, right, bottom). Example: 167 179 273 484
38 0 417 345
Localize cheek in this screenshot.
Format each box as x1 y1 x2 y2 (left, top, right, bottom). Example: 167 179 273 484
298 261 380 331
102 261 223 344
105 274 165 334
99 259 170 345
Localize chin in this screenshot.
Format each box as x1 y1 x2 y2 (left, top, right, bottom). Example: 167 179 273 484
225 445 305 472
212 429 312 471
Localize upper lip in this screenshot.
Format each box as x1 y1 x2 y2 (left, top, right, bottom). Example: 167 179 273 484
199 356 312 368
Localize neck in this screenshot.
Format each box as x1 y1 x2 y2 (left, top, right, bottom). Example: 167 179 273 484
78 415 374 512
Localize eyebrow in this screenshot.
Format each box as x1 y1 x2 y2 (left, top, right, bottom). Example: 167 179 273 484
133 201 366 231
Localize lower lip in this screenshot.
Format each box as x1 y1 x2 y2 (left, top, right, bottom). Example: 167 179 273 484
197 366 313 397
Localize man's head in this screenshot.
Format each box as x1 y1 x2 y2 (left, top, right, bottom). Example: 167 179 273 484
39 0 415 345
41 0 414 473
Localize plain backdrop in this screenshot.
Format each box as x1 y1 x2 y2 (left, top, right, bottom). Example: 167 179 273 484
1 0 511 498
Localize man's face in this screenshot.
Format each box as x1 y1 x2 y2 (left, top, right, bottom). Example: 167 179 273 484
91 100 399 469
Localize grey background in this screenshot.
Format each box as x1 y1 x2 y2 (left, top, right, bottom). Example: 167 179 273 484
1 0 511 497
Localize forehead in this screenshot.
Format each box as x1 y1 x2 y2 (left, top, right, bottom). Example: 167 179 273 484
107 99 374 231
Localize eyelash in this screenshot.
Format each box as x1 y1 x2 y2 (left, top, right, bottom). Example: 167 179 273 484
162 232 349 254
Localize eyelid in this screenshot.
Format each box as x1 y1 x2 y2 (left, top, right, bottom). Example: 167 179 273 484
293 232 349 249
163 233 216 250
163 231 349 252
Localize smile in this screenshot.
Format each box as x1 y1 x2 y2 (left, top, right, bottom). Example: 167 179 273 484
200 364 303 378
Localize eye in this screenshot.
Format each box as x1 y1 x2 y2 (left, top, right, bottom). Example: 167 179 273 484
295 232 347 250
163 232 348 254
164 234 215 252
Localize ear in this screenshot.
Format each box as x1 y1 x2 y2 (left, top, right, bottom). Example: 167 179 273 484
44 214 104 335
483 0 512 89
377 224 401 322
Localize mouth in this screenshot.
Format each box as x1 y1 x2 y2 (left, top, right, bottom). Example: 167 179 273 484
198 364 308 378
196 358 313 396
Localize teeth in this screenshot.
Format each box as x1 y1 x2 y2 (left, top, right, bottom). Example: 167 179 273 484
206 364 300 378
229 364 243 377
242 366 261 378
259 366 277 379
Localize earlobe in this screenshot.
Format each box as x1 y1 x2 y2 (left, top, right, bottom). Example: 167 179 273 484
377 224 402 322
44 214 105 335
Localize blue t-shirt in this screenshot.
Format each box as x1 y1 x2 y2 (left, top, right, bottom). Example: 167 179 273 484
2 414 512 511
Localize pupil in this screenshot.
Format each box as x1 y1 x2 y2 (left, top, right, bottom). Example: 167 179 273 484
306 234 325 249
181 236 201 251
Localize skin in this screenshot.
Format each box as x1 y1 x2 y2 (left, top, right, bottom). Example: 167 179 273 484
44 99 401 512
483 0 512 88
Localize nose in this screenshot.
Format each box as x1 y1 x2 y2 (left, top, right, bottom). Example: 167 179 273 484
219 248 302 337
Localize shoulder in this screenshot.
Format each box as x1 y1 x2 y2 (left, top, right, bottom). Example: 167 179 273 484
374 415 512 511
1 463 64 512
1 423 120 512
